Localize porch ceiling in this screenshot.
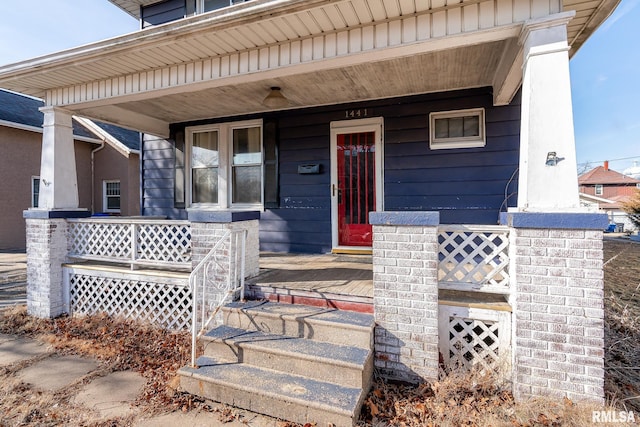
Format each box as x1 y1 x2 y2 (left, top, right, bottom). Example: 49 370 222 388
0 0 619 134
74 41 505 126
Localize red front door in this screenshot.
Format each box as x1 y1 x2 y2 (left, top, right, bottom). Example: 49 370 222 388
336 131 376 247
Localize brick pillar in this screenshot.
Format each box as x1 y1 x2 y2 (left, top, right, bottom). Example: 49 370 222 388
23 210 90 318
501 212 608 403
369 211 440 382
188 210 260 278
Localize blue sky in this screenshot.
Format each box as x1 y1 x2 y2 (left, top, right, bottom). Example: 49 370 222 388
569 0 640 174
0 0 638 174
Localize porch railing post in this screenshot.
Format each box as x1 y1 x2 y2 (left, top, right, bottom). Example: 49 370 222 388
240 229 246 301
191 273 198 367
131 223 137 270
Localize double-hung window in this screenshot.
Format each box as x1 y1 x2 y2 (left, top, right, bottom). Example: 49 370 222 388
187 119 263 209
103 180 121 213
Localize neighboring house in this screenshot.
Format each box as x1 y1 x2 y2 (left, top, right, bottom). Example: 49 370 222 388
579 161 640 232
0 0 621 422
0 90 141 250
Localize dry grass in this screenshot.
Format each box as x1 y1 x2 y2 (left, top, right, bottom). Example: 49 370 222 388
602 239 640 413
0 238 638 426
359 367 610 427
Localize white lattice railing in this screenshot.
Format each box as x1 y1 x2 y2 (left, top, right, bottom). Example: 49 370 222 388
191 229 247 367
67 218 191 270
438 305 511 374
438 225 510 294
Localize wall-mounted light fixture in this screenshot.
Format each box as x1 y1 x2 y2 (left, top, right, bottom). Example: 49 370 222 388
262 87 289 109
546 151 559 166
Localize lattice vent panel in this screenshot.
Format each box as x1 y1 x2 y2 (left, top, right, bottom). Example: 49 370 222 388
438 227 510 292
69 273 192 330
439 306 511 374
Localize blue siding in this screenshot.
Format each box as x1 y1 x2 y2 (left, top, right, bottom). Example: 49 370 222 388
141 134 187 219
144 87 520 253
263 120 332 252
381 91 520 224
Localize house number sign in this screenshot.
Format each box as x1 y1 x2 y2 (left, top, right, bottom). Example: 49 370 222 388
344 109 369 119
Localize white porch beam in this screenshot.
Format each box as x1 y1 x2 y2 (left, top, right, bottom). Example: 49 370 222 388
38 107 79 210
492 38 523 106
516 11 581 212
77 105 170 138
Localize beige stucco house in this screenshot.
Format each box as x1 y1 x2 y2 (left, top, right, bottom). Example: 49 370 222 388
0 90 140 250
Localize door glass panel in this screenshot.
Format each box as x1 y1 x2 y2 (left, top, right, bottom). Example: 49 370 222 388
337 131 375 246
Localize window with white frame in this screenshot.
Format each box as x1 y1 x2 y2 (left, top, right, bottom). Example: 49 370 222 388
201 0 249 13
31 176 40 208
595 184 603 196
187 119 263 209
429 108 485 150
103 180 121 213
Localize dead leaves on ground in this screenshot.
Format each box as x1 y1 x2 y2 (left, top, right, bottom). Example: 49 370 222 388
360 370 516 427
0 306 195 414
360 376 605 427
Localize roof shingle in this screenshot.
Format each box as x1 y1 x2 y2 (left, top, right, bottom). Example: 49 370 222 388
578 166 640 185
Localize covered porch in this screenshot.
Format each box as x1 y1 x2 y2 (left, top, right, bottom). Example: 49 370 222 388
0 0 617 407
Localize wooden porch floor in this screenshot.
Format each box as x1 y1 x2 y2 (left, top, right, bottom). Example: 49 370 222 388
245 253 373 312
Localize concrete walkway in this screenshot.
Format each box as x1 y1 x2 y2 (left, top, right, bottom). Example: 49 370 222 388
0 332 283 426
0 252 26 310
0 252 285 425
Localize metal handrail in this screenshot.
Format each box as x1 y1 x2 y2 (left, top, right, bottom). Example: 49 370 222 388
190 228 247 367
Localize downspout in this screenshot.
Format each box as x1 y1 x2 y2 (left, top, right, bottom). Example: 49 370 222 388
91 140 106 214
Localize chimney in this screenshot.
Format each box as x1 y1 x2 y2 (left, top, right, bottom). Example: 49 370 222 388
604 160 609 171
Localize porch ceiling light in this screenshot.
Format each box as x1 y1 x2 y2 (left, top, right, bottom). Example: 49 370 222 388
262 87 289 109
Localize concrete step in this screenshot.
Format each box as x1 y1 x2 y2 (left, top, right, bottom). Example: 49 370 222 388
246 285 374 313
222 301 374 349
201 325 373 389
179 355 364 426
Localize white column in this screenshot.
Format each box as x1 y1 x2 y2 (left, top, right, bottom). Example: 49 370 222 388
38 107 79 209
517 12 581 212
